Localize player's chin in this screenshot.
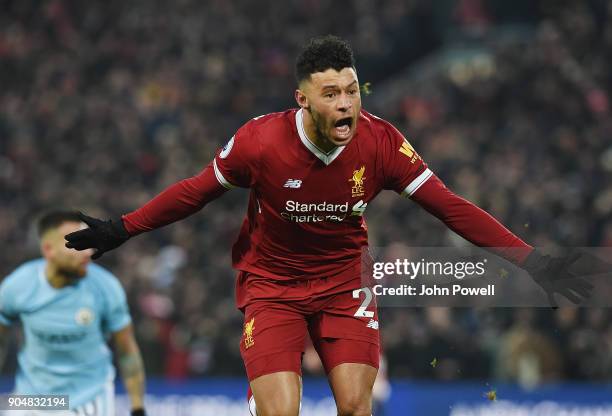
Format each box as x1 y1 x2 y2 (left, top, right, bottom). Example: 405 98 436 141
74 265 88 277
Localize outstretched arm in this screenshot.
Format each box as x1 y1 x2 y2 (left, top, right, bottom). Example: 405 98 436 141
122 162 227 235
375 118 597 305
65 163 227 258
411 174 533 265
67 118 259 257
112 324 146 414
411 174 597 305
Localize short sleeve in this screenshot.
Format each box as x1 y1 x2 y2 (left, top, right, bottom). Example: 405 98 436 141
213 121 260 189
100 273 132 333
380 122 433 196
0 278 18 326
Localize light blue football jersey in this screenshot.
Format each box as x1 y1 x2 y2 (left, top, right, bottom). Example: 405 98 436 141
0 258 131 408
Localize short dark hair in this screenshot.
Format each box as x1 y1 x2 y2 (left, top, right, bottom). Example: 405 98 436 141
295 35 355 84
37 210 82 237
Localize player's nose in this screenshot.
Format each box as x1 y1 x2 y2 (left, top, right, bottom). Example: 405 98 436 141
337 93 352 112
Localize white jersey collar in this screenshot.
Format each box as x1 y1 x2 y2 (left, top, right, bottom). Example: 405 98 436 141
295 108 346 165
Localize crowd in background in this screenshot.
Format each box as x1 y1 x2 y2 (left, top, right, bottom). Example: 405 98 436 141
1 0 611 383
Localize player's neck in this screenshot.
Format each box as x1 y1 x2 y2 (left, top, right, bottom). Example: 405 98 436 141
302 109 337 153
45 263 72 288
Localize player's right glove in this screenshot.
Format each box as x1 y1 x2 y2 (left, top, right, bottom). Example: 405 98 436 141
65 212 131 259
522 249 598 307
131 409 146 416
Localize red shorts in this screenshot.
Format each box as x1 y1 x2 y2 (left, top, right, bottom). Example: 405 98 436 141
236 271 380 381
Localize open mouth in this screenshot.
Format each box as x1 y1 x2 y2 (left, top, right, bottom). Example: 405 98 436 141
333 117 353 138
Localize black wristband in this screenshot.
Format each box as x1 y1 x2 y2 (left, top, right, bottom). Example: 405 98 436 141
111 217 131 239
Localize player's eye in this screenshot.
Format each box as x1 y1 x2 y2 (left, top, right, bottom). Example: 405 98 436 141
348 89 357 95
324 92 335 98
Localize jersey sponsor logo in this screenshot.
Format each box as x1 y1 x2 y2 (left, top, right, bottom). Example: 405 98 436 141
243 317 255 349
351 200 368 216
281 200 349 223
75 307 95 326
399 139 421 163
349 165 366 197
366 319 379 330
33 329 88 344
219 136 235 159
285 200 348 212
283 179 302 188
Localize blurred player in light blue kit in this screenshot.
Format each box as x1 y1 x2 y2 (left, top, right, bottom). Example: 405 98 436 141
0 211 146 416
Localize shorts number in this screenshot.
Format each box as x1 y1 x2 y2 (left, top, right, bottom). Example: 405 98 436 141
352 287 374 318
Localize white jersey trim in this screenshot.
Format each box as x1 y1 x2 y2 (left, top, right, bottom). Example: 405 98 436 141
402 168 433 197
213 159 236 189
295 109 345 166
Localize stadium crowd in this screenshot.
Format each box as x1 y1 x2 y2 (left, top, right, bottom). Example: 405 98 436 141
1 0 611 383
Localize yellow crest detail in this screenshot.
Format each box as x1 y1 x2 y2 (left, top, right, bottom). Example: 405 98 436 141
243 317 255 349
349 166 366 197
399 141 414 158
399 139 420 163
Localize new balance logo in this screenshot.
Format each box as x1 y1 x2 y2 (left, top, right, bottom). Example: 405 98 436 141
366 319 379 330
283 179 302 188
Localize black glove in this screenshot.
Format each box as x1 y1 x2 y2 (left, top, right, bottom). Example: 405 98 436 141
523 249 596 307
65 212 130 259
131 409 146 416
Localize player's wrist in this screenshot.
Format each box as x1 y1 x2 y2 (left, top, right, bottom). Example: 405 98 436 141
522 248 547 274
130 408 146 416
111 217 131 240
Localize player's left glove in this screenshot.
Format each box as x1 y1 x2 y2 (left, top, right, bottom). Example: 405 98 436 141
65 212 131 259
522 249 598 307
131 409 146 416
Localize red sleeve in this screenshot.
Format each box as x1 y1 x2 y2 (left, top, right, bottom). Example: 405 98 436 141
122 163 227 235
213 121 260 189
378 118 431 195
411 174 533 265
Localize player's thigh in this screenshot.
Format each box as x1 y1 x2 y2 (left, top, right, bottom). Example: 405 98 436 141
313 337 379 407
309 286 381 373
250 371 301 416
240 302 308 381
328 362 377 416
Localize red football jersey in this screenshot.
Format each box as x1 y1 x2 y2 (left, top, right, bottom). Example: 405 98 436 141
213 108 431 281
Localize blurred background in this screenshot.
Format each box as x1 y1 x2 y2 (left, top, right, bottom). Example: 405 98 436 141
1 0 611 414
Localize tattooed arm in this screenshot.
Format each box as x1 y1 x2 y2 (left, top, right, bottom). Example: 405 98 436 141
112 324 146 412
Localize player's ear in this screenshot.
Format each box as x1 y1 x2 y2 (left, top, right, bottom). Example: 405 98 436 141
295 89 309 110
40 239 54 259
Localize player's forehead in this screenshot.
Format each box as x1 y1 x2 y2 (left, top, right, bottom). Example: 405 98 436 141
57 221 86 234
306 67 358 90
43 221 85 239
